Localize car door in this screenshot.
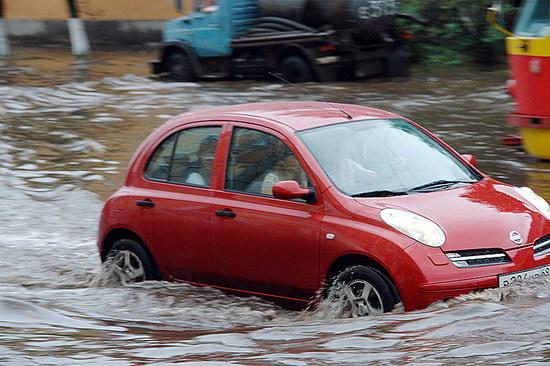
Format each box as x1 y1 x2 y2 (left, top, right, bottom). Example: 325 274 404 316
210 125 323 301
138 123 223 283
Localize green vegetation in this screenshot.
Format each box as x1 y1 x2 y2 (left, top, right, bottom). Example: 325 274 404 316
400 0 519 65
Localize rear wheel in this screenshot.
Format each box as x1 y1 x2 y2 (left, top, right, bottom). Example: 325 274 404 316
281 55 314 83
107 239 160 284
328 265 395 317
385 47 410 78
166 52 195 81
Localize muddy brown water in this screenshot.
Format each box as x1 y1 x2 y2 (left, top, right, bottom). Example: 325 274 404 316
0 48 549 365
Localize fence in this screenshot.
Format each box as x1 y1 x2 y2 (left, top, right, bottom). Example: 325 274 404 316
0 0 193 56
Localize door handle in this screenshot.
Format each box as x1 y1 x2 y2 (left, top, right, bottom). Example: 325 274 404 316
215 209 236 218
136 199 155 208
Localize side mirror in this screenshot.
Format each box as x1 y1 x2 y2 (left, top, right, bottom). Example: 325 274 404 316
272 180 312 200
487 1 513 36
461 154 478 168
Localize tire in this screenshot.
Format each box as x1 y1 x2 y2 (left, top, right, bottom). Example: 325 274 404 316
385 48 410 78
327 265 395 317
281 55 314 83
107 239 160 284
166 52 195 81
370 267 401 306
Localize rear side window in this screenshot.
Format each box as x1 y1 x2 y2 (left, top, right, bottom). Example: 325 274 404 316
145 134 176 181
225 128 308 196
145 126 222 187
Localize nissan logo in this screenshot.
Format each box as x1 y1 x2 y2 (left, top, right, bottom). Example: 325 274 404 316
509 231 523 245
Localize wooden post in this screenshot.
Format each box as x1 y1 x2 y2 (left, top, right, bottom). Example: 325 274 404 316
0 0 10 57
67 0 90 55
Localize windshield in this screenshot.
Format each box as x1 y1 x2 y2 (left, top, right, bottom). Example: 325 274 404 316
298 119 480 196
515 0 550 37
195 0 219 13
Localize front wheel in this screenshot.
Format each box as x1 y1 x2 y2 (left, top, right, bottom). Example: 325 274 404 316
328 265 395 317
166 52 195 81
107 239 160 284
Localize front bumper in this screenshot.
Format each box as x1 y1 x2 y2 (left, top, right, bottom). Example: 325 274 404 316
395 239 550 311
507 113 550 160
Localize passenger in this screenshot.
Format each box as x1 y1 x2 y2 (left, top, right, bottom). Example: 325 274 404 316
231 133 276 193
185 135 218 186
261 153 307 195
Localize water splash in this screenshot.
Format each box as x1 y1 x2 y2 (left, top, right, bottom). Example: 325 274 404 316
0 53 548 364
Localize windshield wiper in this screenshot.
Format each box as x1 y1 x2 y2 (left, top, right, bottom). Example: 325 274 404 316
352 190 409 198
409 179 476 192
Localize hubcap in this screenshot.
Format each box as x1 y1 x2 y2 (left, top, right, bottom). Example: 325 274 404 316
340 279 384 317
111 250 145 284
171 63 184 76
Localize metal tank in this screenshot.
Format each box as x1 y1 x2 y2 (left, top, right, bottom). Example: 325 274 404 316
257 0 308 23
257 0 399 42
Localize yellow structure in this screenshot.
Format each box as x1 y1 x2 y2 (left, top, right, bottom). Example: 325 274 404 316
3 0 192 20
520 128 550 161
4 0 70 20
77 0 192 20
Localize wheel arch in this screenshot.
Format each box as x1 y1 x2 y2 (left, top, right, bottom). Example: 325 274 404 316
100 228 153 264
325 253 401 303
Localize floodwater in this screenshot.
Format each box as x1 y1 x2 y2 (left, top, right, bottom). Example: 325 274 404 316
0 48 549 365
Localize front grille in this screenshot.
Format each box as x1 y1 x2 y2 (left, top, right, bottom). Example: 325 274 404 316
445 249 511 268
533 235 550 258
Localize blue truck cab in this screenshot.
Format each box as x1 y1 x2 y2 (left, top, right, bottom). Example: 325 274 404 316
152 0 412 82
163 0 255 58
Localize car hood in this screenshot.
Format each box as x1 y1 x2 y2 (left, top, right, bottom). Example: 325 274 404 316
354 179 548 251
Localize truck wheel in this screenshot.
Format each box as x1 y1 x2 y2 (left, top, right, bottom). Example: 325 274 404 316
385 48 410 78
166 53 195 81
281 55 314 83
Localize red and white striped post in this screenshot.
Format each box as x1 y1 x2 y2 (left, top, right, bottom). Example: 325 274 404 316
67 0 90 55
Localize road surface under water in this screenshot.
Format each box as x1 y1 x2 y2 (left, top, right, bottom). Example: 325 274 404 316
0 48 549 365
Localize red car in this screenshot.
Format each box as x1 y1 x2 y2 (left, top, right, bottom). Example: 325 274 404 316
98 102 550 316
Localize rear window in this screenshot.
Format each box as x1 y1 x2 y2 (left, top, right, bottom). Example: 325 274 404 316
145 126 222 187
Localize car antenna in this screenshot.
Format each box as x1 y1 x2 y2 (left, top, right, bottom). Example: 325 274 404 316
268 72 353 120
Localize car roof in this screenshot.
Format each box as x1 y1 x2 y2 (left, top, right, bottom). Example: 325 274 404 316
169 101 401 132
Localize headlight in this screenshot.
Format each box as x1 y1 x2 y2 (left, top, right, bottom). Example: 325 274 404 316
515 187 550 220
381 208 446 247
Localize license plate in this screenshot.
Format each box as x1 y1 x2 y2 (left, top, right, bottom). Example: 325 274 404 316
498 265 550 287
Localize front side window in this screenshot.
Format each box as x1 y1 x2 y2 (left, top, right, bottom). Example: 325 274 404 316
145 126 221 187
515 0 550 37
225 128 308 196
298 119 480 197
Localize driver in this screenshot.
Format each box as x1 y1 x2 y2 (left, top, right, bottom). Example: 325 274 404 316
198 0 219 13
331 142 379 194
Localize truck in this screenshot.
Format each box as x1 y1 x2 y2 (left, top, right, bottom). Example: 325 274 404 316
488 0 550 160
151 0 420 82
